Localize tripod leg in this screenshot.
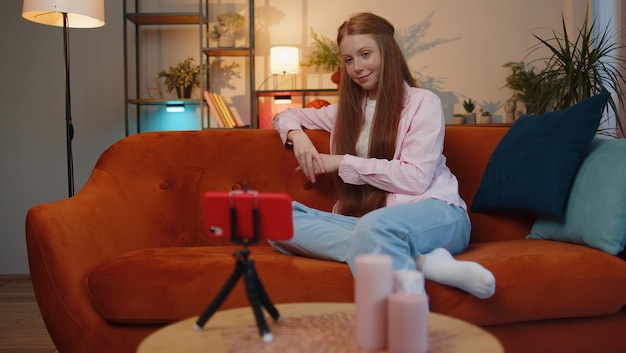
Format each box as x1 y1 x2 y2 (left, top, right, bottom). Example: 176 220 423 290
243 259 273 342
250 262 280 321
194 262 242 330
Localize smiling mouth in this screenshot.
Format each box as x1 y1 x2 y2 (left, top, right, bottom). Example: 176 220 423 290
357 73 370 83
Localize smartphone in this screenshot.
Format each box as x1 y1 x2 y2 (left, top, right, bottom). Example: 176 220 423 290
202 190 294 243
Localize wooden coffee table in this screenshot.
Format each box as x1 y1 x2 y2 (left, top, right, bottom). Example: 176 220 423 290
137 302 503 353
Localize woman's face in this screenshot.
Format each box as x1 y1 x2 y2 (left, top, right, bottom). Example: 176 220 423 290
339 34 382 100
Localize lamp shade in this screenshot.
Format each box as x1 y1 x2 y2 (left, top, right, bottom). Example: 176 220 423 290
22 0 105 28
270 46 299 75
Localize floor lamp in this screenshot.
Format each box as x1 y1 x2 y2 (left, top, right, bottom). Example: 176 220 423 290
22 0 105 197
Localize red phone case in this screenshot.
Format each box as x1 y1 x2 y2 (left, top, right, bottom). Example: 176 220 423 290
203 191 293 242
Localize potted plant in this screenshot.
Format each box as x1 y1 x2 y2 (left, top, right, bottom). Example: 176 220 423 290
452 113 466 124
210 12 245 47
158 57 203 99
462 98 477 124
301 28 342 84
517 9 626 135
503 61 556 115
479 109 492 124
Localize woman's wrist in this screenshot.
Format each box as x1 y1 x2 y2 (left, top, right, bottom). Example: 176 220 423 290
287 129 304 142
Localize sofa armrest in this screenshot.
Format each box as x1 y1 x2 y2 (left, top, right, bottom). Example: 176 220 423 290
26 167 159 349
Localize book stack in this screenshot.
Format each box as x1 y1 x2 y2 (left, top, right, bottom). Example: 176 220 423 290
203 91 247 128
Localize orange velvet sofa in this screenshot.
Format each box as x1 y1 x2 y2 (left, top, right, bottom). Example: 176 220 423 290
26 126 626 353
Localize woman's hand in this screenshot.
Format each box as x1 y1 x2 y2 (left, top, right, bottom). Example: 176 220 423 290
288 130 326 183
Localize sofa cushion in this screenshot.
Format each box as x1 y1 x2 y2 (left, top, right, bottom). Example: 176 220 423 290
471 93 609 217
87 246 354 324
527 138 626 255
426 239 626 326
87 240 626 328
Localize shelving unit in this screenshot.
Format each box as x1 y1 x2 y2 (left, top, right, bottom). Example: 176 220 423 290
256 89 339 107
123 1 207 135
256 89 338 129
202 0 255 129
123 0 255 134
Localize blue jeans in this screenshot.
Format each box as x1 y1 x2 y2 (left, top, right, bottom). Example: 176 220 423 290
269 199 470 276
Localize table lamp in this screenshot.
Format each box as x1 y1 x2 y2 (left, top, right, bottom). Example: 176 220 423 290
22 0 105 197
270 46 299 104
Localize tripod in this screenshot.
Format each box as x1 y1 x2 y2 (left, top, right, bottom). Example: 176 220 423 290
194 194 281 342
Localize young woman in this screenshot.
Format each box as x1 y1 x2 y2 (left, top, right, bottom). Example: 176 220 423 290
270 12 495 299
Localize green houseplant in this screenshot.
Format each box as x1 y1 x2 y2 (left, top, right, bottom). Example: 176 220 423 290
462 98 477 124
516 10 626 135
503 61 556 115
479 108 492 124
452 113 466 124
158 57 203 99
210 12 245 47
301 28 342 83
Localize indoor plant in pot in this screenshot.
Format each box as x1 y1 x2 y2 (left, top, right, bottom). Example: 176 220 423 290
516 10 626 136
158 57 203 99
479 109 492 124
301 28 342 84
452 113 466 124
503 61 555 116
210 12 245 47
462 98 477 124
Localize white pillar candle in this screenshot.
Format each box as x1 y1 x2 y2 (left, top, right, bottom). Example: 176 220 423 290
354 253 393 350
387 292 429 353
393 270 426 295
393 270 428 311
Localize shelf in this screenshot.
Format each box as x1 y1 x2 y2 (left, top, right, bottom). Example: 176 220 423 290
126 13 208 25
447 123 512 127
256 89 338 97
202 0 256 128
256 89 339 129
125 0 256 133
128 99 201 105
202 48 255 57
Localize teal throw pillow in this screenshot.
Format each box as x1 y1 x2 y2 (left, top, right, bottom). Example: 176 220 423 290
471 93 609 216
527 138 626 255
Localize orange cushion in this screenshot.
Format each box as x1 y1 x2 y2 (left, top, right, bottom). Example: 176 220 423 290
427 239 626 326
87 239 626 327
87 246 354 323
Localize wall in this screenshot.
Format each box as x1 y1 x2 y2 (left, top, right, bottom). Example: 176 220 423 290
253 0 585 122
0 0 125 274
0 0 596 274
144 0 586 126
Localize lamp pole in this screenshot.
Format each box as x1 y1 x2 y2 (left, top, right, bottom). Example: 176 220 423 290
63 12 75 197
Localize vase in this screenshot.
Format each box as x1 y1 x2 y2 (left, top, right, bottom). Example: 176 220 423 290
478 115 492 124
452 116 465 124
177 86 192 99
218 34 234 47
464 112 476 124
331 67 342 85
504 99 516 123
514 102 526 121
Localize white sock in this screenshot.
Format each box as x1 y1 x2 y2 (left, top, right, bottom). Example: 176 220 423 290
421 248 495 299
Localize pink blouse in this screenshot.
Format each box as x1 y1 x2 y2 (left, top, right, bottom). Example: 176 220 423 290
273 84 467 214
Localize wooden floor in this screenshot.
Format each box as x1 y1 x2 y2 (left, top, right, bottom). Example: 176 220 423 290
0 276 57 353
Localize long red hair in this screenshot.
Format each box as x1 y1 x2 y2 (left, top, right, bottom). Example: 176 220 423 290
333 12 417 217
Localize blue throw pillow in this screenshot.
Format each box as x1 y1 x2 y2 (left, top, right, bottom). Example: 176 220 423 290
527 138 626 255
471 93 609 216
